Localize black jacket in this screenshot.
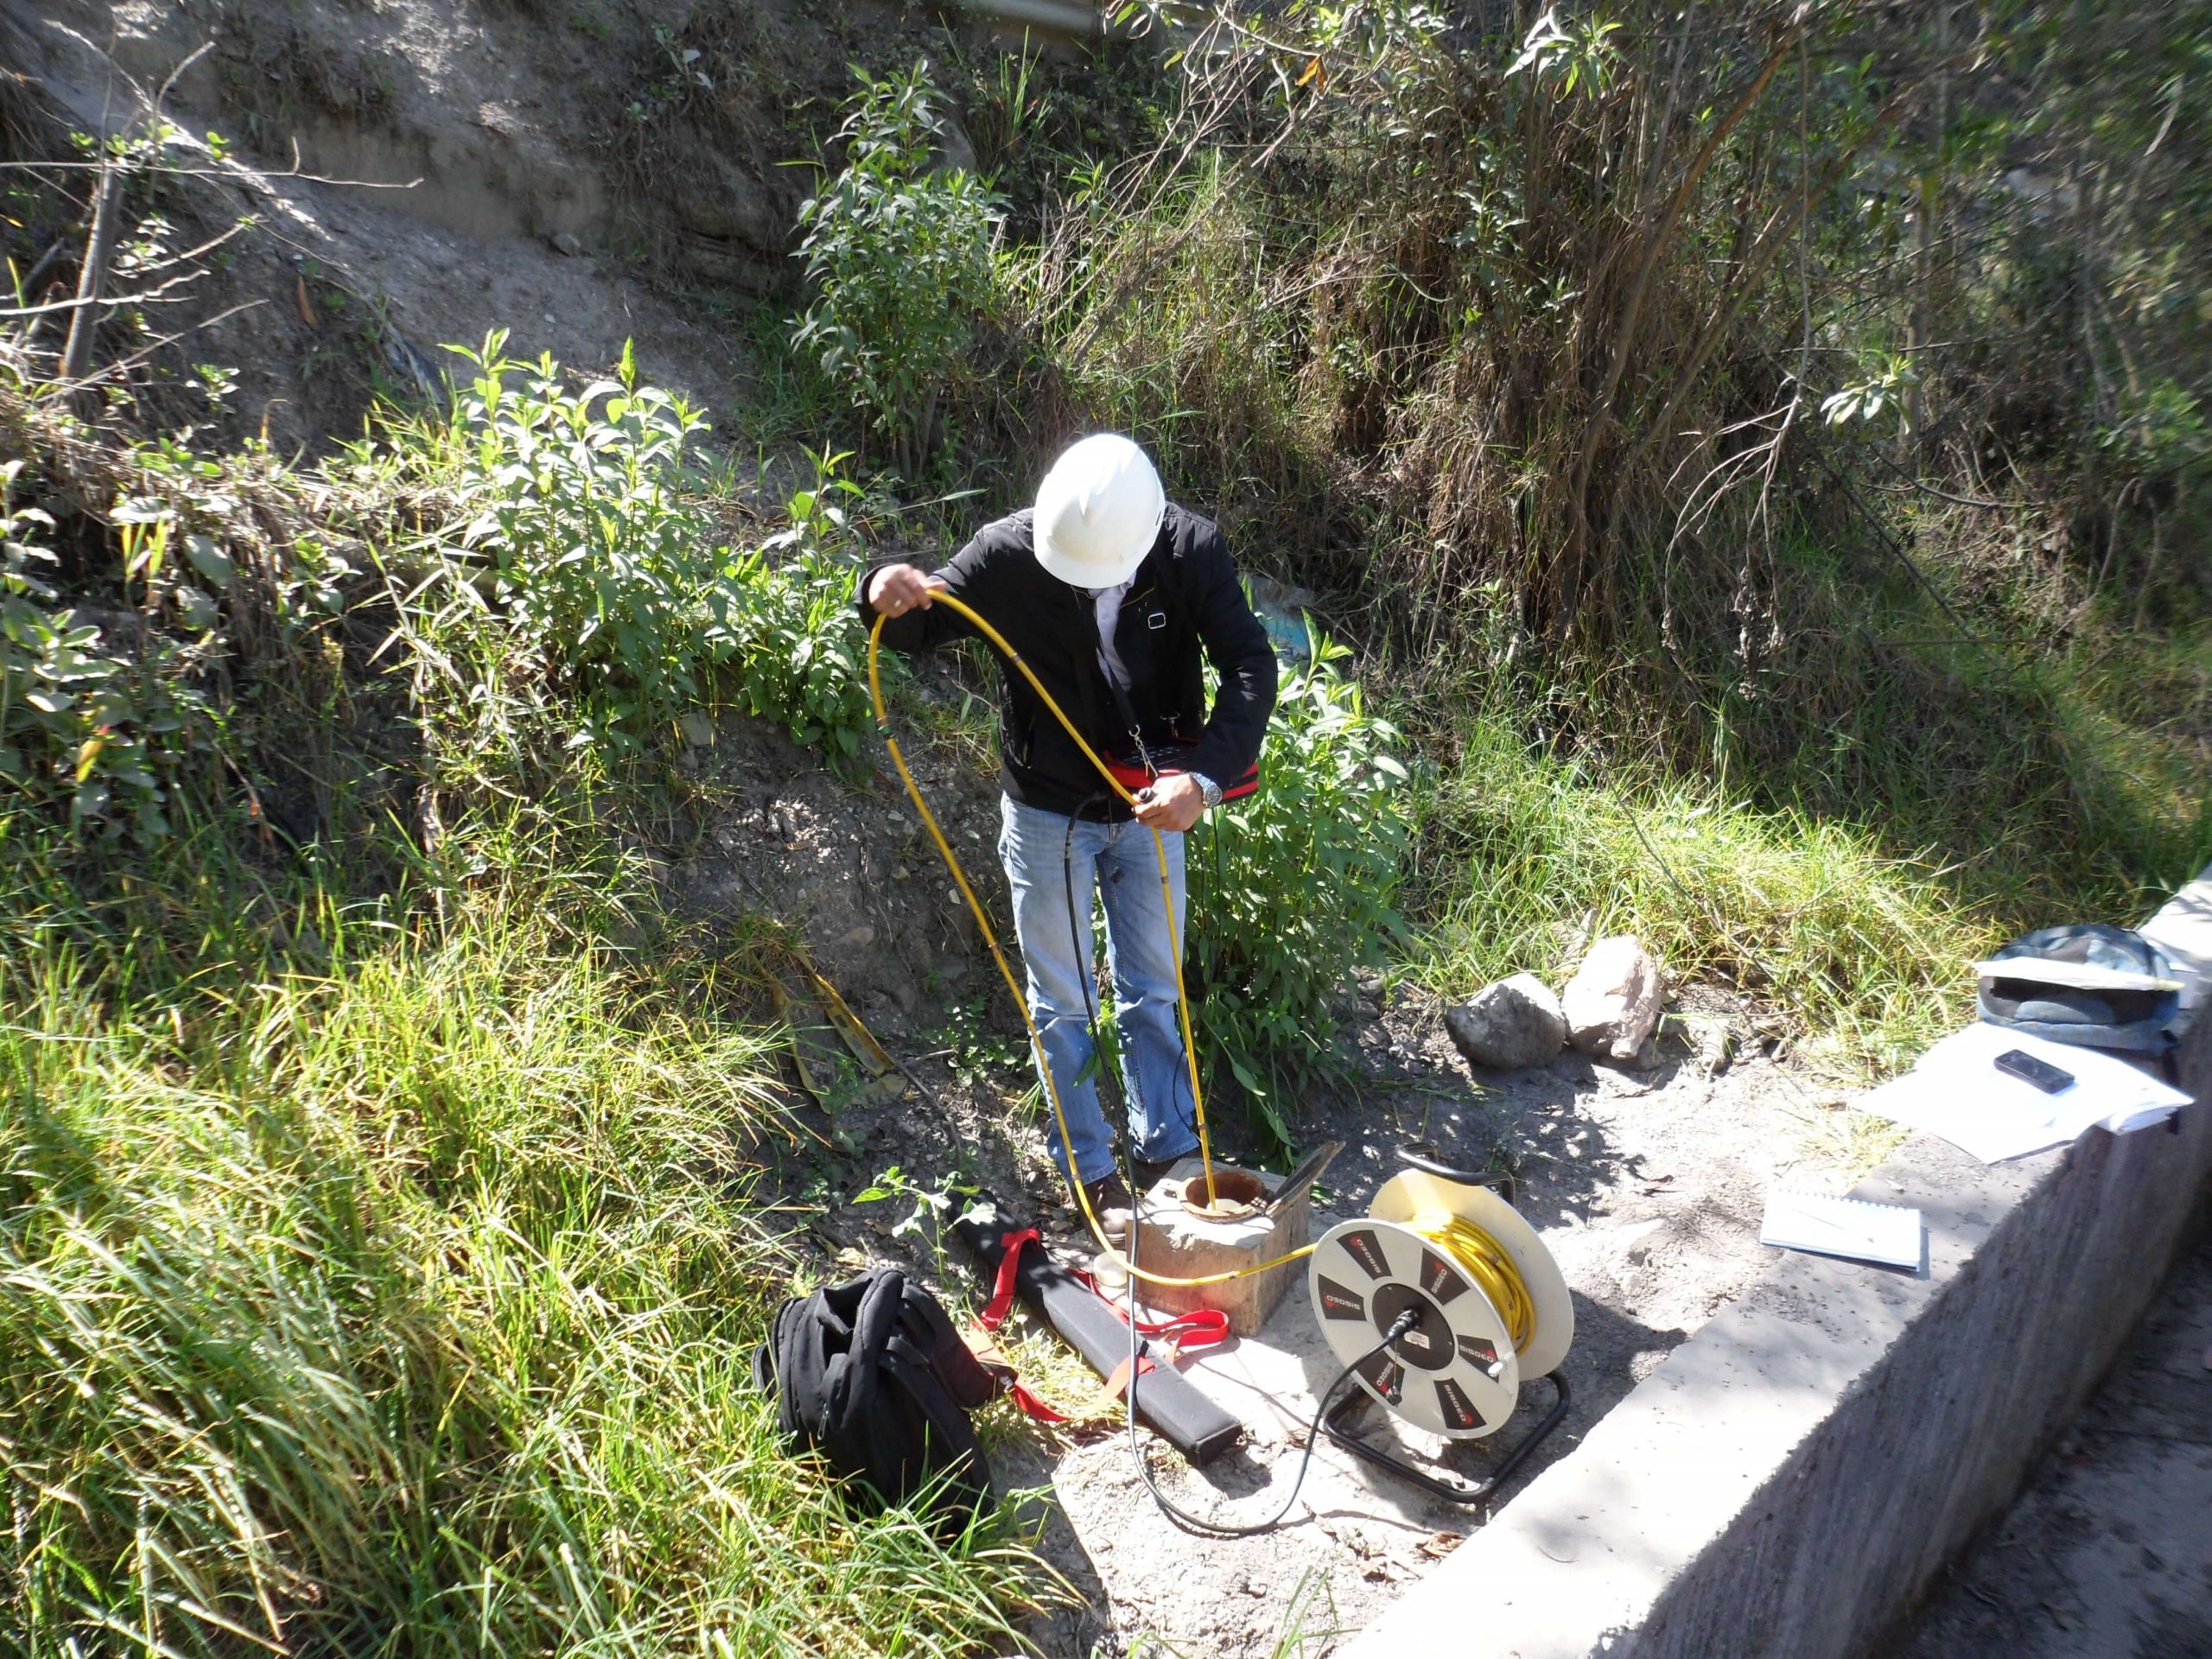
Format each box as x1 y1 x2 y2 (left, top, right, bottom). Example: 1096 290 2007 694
859 504 1278 819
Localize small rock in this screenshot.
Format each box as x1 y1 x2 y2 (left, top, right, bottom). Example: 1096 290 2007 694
1445 974 1567 1070
1696 1022 1734 1077
1357 973 1386 1002
1563 935 1665 1062
547 230 585 257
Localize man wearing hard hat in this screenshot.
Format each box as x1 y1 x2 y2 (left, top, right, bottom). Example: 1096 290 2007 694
861 434 1279 1235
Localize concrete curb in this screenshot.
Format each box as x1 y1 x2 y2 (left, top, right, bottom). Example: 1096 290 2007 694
1344 868 2212 1659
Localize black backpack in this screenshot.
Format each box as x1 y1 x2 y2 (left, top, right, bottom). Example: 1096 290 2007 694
752 1268 1001 1512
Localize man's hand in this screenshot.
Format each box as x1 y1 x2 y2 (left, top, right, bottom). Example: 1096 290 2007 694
1132 772 1206 833
867 563 946 619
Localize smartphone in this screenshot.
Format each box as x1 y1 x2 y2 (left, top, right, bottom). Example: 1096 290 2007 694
1994 1048 2076 1095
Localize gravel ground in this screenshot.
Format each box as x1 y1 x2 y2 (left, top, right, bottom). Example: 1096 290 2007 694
993 1012 1855 1657
1896 1227 2212 1659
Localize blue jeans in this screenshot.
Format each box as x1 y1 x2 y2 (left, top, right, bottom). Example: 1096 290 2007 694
997 795 1203 1185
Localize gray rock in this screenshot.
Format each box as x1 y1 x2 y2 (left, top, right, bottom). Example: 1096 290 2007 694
1445 973 1568 1071
1563 935 1666 1062
547 229 585 257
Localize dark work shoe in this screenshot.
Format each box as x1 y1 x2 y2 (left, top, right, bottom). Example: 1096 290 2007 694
1080 1173 1136 1243
1132 1150 1196 1189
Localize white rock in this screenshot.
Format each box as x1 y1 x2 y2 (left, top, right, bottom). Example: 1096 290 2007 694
1562 935 1666 1062
1445 973 1567 1070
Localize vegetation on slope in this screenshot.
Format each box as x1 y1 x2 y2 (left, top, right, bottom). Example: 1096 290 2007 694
3 853 1046 1655
2 0 2208 1650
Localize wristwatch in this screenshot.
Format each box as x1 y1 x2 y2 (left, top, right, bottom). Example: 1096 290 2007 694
1189 772 1224 810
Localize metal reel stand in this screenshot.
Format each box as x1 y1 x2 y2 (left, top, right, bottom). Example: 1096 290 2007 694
1306 1151 1575 1507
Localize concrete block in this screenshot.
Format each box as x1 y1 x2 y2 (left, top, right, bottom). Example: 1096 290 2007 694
1345 864 2212 1659
1131 1160 1310 1338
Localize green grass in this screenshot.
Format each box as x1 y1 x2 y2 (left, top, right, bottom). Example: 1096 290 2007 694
0 840 1052 1656
1408 715 2010 1079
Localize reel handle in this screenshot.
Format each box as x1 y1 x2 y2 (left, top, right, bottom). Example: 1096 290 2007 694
1397 1145 1518 1205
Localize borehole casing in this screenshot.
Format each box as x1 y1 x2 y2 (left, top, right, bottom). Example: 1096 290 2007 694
1131 1160 1311 1338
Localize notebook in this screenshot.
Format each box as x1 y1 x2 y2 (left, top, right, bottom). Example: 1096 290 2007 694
1760 1189 1923 1270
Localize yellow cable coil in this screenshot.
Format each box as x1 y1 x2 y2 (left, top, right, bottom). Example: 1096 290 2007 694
867 598 1312 1287
1405 1211 1536 1353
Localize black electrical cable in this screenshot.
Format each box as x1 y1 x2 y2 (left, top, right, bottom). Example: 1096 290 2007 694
1124 1216 1416 1538
1058 793 1403 1537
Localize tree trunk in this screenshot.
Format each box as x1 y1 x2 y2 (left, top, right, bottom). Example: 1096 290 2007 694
60 161 125 386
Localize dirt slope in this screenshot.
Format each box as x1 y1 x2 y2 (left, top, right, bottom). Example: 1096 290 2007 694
3 0 945 451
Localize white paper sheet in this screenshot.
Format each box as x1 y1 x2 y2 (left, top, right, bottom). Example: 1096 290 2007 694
1760 1189 1923 1268
1854 1022 2190 1164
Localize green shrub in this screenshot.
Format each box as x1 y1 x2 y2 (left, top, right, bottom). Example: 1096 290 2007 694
0 462 207 839
1187 628 1410 1149
721 464 876 766
723 544 874 765
791 60 1003 471
384 343 878 770
426 334 725 751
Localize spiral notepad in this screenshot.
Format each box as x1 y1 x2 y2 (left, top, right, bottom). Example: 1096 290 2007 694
1760 1189 1923 1270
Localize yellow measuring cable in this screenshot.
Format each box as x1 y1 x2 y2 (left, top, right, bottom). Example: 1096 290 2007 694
868 595 1313 1287
1406 1211 1536 1352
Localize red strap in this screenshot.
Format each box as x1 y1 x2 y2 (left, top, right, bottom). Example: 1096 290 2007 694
1007 1380 1069 1423
1068 1265 1230 1355
977 1228 1038 1332
972 1227 1227 1418
965 1229 1071 1423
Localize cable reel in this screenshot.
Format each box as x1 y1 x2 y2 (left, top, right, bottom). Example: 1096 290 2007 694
1306 1149 1576 1503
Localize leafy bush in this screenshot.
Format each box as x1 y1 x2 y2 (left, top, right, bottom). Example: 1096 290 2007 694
1187 628 1410 1149
429 335 724 749
1 461 207 838
723 543 874 766
388 341 879 769
791 61 1003 470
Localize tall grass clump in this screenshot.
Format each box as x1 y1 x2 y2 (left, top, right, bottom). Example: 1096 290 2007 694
1411 715 2000 1077
0 868 1050 1656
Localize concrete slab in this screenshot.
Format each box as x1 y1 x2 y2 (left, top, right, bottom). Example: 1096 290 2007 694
1344 866 2212 1659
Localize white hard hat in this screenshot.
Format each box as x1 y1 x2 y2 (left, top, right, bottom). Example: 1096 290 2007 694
1032 433 1165 588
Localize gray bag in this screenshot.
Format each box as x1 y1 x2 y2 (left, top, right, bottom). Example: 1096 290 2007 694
1977 924 2180 1057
